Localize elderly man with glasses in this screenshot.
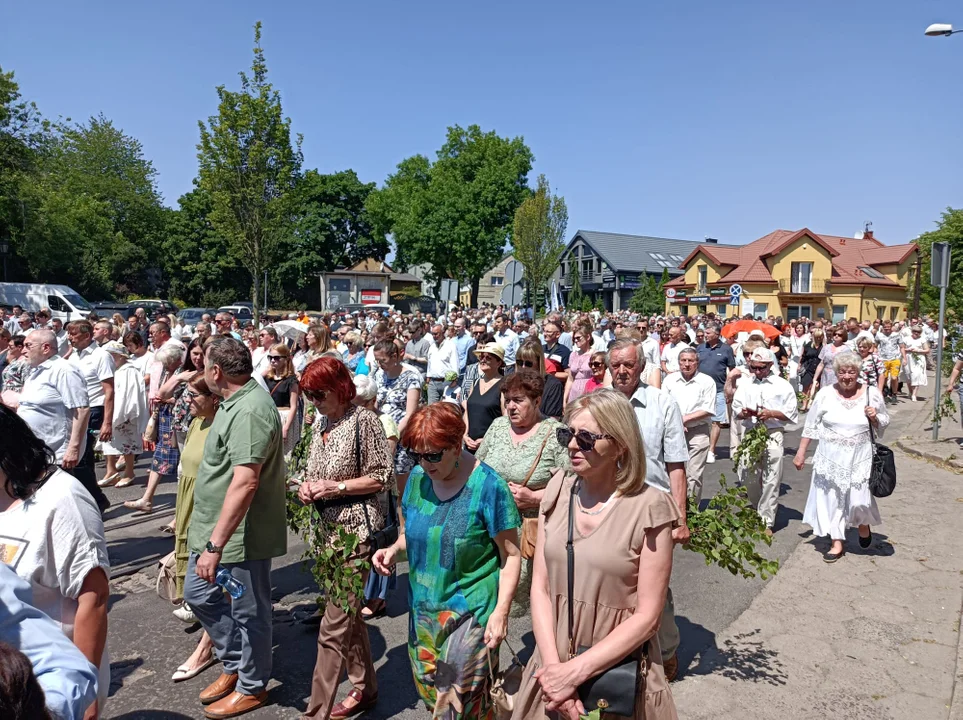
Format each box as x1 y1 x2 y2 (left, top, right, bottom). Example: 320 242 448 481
731 347 798 536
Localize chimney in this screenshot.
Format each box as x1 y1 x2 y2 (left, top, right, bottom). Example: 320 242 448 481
704 237 719 244
864 220 873 240
840 238 846 245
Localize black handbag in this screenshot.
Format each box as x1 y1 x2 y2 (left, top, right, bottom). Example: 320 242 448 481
866 389 897 498
567 480 643 717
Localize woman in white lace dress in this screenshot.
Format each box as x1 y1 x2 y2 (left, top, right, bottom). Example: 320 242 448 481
794 351 888 563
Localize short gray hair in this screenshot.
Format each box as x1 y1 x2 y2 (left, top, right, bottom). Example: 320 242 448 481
832 351 861 375
679 347 699 361
156 343 185 369
205 336 252 377
606 339 642 368
27 328 56 352
353 374 378 402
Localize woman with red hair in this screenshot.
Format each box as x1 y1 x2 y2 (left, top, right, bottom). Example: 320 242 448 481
372 402 521 718
296 356 393 720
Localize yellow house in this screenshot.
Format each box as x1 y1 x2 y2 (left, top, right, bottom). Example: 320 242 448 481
663 228 918 322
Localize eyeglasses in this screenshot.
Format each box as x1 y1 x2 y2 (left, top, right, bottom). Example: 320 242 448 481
185 389 212 400
518 360 536 368
749 364 770 371
556 426 613 452
268 355 284 361
303 389 328 402
407 448 445 464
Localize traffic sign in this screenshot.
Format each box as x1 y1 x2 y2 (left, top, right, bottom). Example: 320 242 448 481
504 260 524 285
439 279 459 303
728 284 743 297
730 296 740 306
500 283 524 307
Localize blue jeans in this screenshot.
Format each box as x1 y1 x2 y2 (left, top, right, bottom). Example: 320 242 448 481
184 554 273 694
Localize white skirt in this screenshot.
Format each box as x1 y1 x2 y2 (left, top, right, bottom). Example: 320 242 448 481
803 471 882 540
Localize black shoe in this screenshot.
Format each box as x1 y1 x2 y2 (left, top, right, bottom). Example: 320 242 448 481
823 549 844 563
858 531 872 549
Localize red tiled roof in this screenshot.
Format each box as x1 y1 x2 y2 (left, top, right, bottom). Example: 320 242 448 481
671 229 917 289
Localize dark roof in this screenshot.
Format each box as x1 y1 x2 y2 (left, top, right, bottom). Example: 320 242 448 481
390 272 421 283
568 230 711 275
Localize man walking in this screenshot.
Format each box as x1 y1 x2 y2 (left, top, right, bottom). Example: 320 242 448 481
696 324 735 462
425 324 460 404
185 336 286 719
876 319 903 403
732 348 798 535
609 339 689 681
663 348 717 503
66 321 114 513
660 326 689 376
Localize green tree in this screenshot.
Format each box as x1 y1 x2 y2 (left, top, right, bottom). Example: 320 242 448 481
197 21 303 323
275 169 385 305
567 265 584 309
511 174 568 312
369 124 533 306
629 273 664 315
915 208 963 319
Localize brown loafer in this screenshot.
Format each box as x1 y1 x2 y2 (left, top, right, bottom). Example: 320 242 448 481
204 690 268 719
663 653 679 683
200 672 238 705
330 688 378 719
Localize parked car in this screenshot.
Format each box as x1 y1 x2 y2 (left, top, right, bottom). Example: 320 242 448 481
218 305 254 322
177 307 217 326
127 299 179 320
91 300 134 319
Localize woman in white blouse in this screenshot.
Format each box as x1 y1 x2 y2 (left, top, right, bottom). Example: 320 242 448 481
793 352 888 563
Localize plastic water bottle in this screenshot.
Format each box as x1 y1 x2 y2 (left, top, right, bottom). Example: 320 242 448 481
215 567 246 599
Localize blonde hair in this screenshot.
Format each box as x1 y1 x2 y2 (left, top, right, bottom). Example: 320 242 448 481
266 343 294 379
810 328 825 345
856 336 876 350
564 388 647 496
517 339 546 376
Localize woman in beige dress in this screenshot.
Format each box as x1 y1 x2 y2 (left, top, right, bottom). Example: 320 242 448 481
512 388 679 720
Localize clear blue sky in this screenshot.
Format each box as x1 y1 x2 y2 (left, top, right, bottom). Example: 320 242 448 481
4 0 961 248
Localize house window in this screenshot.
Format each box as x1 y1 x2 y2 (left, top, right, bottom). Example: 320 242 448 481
832 305 847 324
581 260 592 278
859 266 885 279
753 303 768 319
876 306 886 320
490 276 504 286
328 278 350 293
890 307 899 321
715 304 727 318
597 258 603 274
786 305 812 321
790 262 812 293
698 265 707 288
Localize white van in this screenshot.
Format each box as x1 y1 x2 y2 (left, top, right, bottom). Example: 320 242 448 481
0 283 93 322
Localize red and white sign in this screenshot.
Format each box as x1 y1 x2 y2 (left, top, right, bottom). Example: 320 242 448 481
665 288 677 298
361 289 382 305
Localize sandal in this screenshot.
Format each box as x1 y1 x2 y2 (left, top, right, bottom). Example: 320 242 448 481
361 601 386 620
823 549 844 563
115 476 136 488
98 473 121 488
160 524 176 535
123 498 153 514
172 655 218 683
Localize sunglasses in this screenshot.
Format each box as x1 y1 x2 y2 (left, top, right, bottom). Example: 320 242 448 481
589 362 605 369
407 448 445 464
556 426 613 452
303 389 328 402
268 355 284 361
518 360 536 368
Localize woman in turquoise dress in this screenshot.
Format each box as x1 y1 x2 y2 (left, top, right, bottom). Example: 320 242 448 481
373 402 521 719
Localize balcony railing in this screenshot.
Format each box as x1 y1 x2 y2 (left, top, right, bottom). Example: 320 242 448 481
777 278 831 294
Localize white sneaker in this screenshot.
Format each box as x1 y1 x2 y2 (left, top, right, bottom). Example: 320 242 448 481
173 604 197 624
707 451 716 464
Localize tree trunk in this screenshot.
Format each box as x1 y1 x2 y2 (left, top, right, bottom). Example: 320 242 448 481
252 267 261 327
471 276 480 309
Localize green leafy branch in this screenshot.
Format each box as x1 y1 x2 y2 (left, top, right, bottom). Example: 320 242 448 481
685 475 779 580
731 422 769 470
934 392 957 425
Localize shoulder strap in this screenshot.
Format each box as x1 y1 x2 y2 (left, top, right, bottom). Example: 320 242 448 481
521 427 553 487
567 478 577 659
866 386 877 445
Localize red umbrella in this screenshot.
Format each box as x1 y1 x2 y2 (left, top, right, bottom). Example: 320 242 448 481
720 320 781 341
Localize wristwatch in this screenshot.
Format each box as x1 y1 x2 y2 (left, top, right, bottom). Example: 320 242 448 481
205 540 224 555
337 482 347 497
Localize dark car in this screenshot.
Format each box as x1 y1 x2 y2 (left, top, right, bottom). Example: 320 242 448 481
90 300 134 319
127 299 179 320
177 307 217 325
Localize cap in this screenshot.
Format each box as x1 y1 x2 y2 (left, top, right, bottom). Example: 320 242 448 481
472 342 506 362
749 348 773 364
103 340 130 358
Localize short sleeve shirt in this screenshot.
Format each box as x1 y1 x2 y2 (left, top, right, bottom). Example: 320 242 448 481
629 383 690 493
696 341 736 391
18 357 90 463
67 344 114 407
188 379 287 562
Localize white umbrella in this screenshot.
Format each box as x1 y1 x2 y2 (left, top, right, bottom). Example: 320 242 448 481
271 320 307 342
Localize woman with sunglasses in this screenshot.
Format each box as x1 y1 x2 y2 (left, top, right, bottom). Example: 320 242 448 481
463 341 506 453
372 402 521 718
564 322 596 408
264 343 302 458
511 389 679 720
298 356 393 719
584 351 609 393
170 374 219 679
516 339 564 419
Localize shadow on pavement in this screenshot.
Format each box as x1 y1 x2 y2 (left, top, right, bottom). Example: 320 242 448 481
803 529 896 557
108 656 144 696
676 615 716 675
111 712 196 719
684 627 787 685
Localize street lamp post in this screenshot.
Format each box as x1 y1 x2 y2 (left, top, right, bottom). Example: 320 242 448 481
925 23 961 37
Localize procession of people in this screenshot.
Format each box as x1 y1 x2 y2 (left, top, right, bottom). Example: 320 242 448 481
0 300 936 719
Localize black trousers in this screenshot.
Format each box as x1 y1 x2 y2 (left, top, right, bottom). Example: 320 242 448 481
64 406 110 512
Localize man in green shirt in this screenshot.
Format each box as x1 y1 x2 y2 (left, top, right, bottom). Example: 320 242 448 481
184 336 286 719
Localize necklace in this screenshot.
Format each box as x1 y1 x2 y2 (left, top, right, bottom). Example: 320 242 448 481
575 481 615 516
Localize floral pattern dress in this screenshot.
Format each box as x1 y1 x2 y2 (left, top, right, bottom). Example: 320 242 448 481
374 366 423 474
403 462 520 719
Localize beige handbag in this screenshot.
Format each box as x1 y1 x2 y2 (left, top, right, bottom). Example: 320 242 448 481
488 641 525 719
518 430 552 560
156 550 178 603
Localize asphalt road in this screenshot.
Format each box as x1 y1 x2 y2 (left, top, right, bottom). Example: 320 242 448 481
101 403 915 719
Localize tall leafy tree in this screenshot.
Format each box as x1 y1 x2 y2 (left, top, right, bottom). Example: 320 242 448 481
275 169 385 305
511 174 567 312
196 21 303 323
915 208 963 319
369 124 532 307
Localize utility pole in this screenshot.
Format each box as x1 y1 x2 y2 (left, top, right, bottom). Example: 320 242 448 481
932 243 951 440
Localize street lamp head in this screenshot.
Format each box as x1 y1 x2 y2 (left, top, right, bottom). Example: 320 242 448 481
925 23 954 37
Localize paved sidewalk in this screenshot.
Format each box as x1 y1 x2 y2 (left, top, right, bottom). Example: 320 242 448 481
671 394 963 719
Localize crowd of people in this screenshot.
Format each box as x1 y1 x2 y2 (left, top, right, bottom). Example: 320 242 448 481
0 298 940 719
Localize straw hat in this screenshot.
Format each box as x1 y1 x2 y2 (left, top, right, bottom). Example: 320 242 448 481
472 342 505 362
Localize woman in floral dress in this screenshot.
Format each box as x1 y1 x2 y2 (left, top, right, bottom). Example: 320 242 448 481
372 339 422 490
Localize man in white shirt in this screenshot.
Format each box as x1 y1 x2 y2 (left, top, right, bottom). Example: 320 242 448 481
66 320 116 513
875 320 903 402
636 321 662 388
50 318 70 356
251 327 279 377
92 320 113 347
492 313 519 374
425 324 460 404
662 348 717 502
847 321 875 352
660 327 689 375
731 348 798 534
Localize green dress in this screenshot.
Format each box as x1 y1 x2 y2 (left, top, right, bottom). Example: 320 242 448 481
403 461 521 719
174 416 214 598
